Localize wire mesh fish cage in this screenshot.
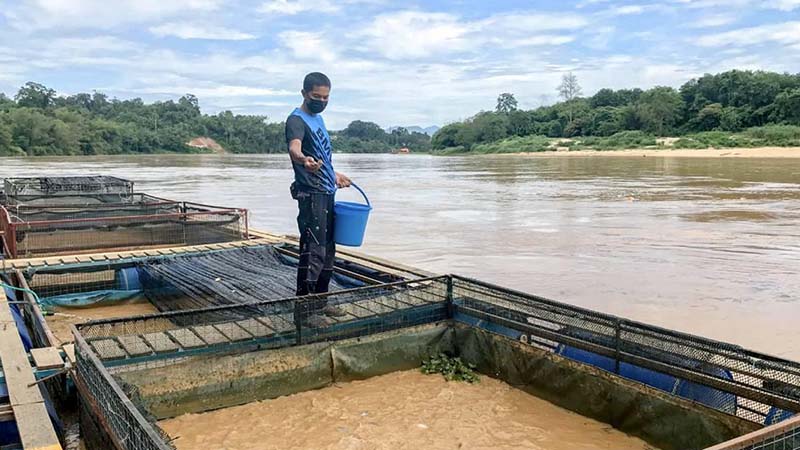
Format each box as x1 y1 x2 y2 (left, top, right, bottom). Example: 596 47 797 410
1 201 249 258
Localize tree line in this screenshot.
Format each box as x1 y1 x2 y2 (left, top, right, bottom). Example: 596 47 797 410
0 82 431 156
432 70 800 152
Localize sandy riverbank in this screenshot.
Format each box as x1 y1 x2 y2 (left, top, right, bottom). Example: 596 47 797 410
502 147 800 158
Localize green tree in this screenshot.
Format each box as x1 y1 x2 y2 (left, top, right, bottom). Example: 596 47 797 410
15 82 56 109
693 103 723 131
341 120 386 141
0 116 22 156
431 123 463 149
590 88 620 108
719 107 744 131
775 89 800 124
496 93 518 113
636 86 684 135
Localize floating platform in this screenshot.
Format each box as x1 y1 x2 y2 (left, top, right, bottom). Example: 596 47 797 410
0 175 796 450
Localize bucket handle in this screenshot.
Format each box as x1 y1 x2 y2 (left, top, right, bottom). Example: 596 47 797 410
349 182 370 208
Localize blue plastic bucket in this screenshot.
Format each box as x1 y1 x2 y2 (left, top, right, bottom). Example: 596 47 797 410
334 183 372 247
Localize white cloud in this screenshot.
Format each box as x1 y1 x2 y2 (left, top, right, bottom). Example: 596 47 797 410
4 0 224 29
771 0 800 10
696 21 800 47
358 11 471 59
497 35 576 48
138 85 294 97
608 5 646 15
279 31 338 62
258 0 338 15
149 22 256 40
355 11 586 60
688 14 737 28
480 13 588 33
673 0 800 10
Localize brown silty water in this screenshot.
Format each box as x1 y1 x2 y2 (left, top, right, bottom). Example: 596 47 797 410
46 296 159 344
158 370 655 450
2 153 798 358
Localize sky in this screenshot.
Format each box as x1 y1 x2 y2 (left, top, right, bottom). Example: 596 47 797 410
0 0 799 129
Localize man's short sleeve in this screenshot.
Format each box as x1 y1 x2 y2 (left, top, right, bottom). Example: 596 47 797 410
285 115 305 144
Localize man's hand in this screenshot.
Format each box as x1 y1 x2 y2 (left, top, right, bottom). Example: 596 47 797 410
304 156 321 173
336 171 352 188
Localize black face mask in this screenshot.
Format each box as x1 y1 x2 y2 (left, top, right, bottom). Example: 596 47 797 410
306 97 327 114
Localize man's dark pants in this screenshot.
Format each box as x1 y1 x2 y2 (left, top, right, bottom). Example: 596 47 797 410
293 186 335 318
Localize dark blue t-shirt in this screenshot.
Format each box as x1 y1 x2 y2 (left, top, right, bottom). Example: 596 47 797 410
285 108 336 194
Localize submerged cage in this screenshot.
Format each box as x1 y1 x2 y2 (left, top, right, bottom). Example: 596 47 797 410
0 201 249 258
2 176 134 199
72 275 799 450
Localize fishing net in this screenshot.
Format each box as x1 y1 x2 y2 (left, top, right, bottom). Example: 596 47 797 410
138 246 363 322
2 176 134 197
1 202 247 258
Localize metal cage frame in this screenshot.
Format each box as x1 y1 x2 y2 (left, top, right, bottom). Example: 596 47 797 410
1 201 249 258
71 274 799 450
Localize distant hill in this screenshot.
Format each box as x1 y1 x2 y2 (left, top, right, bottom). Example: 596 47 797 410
386 125 440 136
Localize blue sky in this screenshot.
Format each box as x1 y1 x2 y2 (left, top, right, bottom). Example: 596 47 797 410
1 0 799 129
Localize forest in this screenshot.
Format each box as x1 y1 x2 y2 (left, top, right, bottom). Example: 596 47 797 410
3 69 800 156
432 70 800 153
0 82 431 156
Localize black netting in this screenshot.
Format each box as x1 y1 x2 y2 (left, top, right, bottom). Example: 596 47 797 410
450 275 800 425
1 202 246 258
3 176 133 197
2 193 166 207
70 275 800 450
74 336 174 450
138 246 361 319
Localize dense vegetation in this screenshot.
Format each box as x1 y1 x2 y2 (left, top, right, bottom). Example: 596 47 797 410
0 82 431 156
335 120 431 153
432 70 800 153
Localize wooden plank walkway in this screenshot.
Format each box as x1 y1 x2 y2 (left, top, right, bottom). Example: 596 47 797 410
0 289 62 450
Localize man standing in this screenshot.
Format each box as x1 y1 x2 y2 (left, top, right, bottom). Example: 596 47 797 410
286 72 350 325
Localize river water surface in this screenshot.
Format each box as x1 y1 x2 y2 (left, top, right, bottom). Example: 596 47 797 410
2 154 798 358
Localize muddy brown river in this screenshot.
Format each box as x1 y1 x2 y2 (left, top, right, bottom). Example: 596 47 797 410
2 153 798 358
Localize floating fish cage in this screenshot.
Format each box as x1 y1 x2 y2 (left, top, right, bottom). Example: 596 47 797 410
6 244 398 349
0 201 249 258
71 275 800 450
2 175 134 198
1 192 172 207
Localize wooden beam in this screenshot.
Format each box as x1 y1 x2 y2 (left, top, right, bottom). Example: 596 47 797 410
13 403 62 450
14 271 57 347
0 289 62 450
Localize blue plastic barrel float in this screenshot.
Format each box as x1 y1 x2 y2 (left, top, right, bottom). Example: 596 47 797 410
334 183 372 247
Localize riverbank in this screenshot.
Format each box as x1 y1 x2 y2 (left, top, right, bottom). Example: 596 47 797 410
501 147 800 158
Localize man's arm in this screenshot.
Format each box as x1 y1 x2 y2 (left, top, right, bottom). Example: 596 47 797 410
286 116 320 172
289 138 321 172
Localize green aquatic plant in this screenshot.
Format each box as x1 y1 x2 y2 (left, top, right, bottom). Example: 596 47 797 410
421 353 479 383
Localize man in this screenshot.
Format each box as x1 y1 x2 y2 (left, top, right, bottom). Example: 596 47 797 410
285 72 351 326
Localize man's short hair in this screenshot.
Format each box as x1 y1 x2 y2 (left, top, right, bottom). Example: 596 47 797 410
303 72 331 92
